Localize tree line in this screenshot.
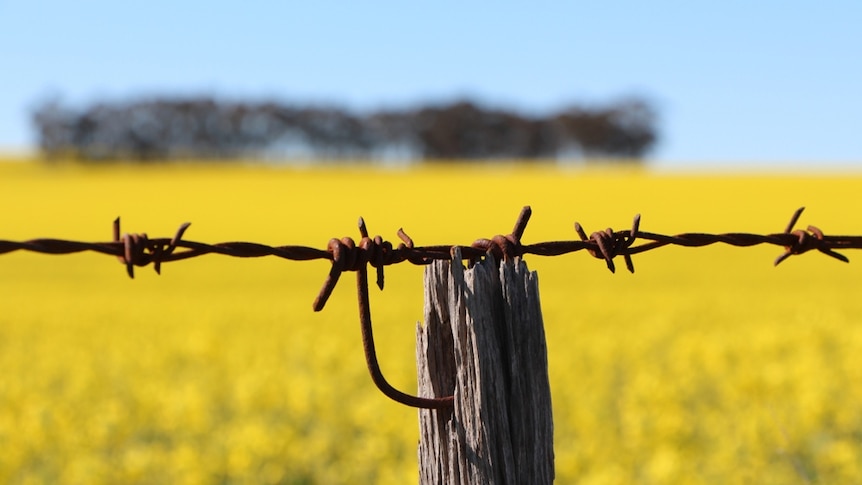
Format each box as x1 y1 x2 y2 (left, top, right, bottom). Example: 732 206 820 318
32 96 658 162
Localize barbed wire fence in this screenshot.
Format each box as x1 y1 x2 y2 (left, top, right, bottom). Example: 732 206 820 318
2 206 861 409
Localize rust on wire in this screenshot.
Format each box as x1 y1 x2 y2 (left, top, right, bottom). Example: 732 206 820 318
3 206 862 409
574 214 640 273
774 207 850 266
113 217 192 277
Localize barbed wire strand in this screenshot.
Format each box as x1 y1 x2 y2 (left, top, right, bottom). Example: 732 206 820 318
2 206 861 409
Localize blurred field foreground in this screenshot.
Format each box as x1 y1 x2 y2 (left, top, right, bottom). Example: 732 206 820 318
1 159 862 484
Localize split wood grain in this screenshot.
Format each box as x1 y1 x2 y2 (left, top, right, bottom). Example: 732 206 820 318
417 248 554 484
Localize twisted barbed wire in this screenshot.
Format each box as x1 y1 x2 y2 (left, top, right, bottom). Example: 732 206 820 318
2 206 861 409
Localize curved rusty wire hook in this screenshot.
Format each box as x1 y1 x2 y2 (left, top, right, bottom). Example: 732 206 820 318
312 218 454 410
355 265 454 410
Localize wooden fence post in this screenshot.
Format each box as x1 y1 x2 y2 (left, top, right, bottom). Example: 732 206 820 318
416 247 554 484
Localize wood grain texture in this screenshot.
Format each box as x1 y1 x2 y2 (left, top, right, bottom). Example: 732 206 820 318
417 248 554 484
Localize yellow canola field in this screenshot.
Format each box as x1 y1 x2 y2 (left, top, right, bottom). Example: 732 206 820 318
1 160 862 484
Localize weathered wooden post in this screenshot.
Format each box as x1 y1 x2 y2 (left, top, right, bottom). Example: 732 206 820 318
416 247 554 484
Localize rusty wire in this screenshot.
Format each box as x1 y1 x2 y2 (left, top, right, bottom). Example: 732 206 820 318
2 206 862 409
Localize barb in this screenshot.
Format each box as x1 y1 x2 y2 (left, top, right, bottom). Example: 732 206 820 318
773 207 850 266
574 214 640 273
2 206 861 409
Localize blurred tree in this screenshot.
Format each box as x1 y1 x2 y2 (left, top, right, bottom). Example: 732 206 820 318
31 96 658 162
554 98 657 159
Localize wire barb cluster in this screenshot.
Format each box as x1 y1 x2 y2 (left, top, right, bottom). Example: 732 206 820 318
773 207 850 266
2 206 861 409
113 218 192 277
312 218 427 312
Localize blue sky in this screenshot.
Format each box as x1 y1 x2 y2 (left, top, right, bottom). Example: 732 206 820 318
1 1 860 168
